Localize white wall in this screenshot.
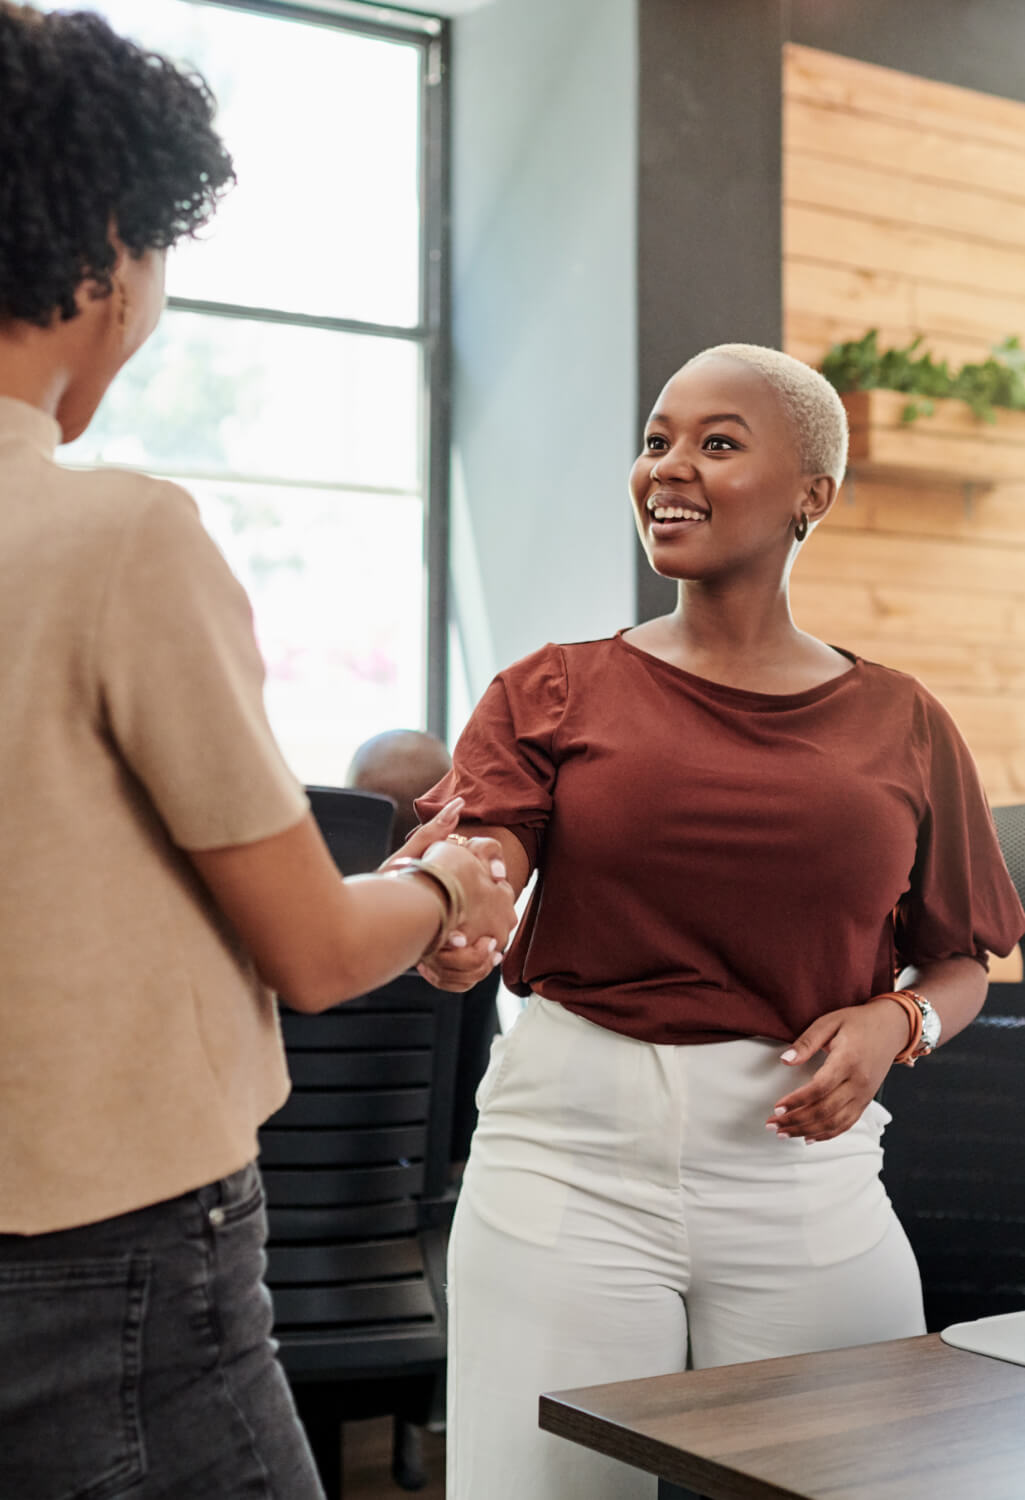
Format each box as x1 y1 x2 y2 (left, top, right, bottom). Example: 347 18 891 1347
449 0 637 710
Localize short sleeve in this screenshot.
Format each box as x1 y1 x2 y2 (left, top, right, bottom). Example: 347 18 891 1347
96 481 309 850
895 691 1025 969
415 644 567 869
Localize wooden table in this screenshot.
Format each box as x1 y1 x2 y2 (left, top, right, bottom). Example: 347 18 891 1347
539 1334 1025 1500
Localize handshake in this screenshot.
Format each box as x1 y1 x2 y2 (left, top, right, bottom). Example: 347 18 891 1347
382 797 519 992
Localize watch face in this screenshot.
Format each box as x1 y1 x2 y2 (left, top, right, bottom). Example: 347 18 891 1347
920 1005 942 1051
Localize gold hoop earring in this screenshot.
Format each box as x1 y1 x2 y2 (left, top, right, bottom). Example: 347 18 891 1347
794 513 809 542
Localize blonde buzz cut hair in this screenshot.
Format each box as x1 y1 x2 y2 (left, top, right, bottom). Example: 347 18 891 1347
685 344 849 485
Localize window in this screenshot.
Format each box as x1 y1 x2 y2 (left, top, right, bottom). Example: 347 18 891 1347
58 0 449 782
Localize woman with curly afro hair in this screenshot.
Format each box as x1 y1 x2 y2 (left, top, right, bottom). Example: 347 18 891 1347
0 7 515 1498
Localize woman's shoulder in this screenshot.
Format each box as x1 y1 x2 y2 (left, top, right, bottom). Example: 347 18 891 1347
53 464 201 543
495 634 622 689
843 651 968 746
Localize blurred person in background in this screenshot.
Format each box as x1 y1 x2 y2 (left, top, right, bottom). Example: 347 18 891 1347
0 7 514 1498
348 728 454 856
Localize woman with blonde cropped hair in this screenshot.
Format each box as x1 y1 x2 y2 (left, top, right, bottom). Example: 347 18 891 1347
416 344 1025 1500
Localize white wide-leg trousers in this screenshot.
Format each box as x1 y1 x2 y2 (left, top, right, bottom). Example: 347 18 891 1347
446 995 925 1500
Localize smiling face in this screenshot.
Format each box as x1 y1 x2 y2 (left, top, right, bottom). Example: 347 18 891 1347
629 355 823 586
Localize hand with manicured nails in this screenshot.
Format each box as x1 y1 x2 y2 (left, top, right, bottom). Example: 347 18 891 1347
414 829 513 991
380 799 516 972
767 998 911 1143
415 835 513 992
379 796 464 865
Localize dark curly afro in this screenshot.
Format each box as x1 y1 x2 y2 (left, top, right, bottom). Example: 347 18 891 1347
0 2 235 325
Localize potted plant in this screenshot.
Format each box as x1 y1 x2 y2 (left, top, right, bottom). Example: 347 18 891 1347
819 331 1025 488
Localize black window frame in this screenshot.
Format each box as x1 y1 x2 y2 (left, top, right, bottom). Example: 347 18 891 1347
165 0 451 736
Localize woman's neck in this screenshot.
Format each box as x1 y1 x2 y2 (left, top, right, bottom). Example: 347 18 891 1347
0 332 70 421
669 577 799 660
626 577 850 694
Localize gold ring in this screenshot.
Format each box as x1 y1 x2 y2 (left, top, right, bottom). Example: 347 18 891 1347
446 833 471 846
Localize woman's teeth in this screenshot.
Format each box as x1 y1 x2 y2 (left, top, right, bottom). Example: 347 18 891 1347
650 506 706 521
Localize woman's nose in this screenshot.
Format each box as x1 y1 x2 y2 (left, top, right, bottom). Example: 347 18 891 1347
652 446 697 481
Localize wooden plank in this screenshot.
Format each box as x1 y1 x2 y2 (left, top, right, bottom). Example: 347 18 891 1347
786 151 1025 254
911 280 1025 343
786 204 1025 303
784 260 1025 347
818 475 1025 548
844 388 1025 444
846 429 1025 485
783 311 989 375
796 638 1025 696
838 392 1025 484
928 693 1025 755
785 97 1025 204
803 527 1025 597
785 44 1025 155
790 578 1017 646
782 259 914 330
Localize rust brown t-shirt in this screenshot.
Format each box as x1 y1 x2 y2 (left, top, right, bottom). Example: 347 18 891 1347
418 634 1024 1045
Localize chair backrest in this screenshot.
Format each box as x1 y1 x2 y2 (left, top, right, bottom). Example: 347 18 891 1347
991 803 1025 961
262 971 462 1378
306 784 395 874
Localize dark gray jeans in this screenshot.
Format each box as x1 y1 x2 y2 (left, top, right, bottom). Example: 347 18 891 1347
0 1162 325 1500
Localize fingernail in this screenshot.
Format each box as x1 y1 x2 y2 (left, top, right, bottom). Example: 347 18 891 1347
487 938 497 952
491 952 503 967
765 1123 778 1134
780 1048 798 1062
448 932 467 948
774 1106 786 1118
490 860 507 879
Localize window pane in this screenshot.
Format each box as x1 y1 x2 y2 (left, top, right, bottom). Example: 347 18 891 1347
192 480 425 783
71 0 423 326
64 310 421 493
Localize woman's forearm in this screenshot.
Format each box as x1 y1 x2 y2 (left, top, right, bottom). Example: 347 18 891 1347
893 954 989 1047
191 811 516 1012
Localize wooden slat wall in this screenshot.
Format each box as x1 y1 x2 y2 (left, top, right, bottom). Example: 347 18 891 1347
783 43 1025 804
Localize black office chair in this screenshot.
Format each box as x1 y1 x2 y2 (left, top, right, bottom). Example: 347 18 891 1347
263 973 463 1496
306 784 396 873
263 782 494 1496
881 803 1025 1331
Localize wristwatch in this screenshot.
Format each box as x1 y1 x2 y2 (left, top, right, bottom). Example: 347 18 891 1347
903 989 943 1059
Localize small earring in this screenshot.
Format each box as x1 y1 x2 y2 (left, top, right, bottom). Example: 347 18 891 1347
794 513 809 542
116 280 128 332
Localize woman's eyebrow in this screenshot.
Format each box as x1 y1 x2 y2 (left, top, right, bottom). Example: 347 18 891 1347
699 412 752 432
645 410 753 433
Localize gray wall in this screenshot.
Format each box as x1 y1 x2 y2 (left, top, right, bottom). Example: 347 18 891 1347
448 0 637 708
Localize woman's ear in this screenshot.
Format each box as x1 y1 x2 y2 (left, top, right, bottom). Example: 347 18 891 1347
802 473 838 525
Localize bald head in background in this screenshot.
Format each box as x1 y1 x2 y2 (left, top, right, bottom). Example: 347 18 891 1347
346 729 453 855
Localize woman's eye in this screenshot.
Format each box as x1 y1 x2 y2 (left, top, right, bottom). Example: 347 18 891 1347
704 435 738 452
645 435 668 452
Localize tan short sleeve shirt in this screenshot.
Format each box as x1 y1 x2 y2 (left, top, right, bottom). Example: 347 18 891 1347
0 397 309 1232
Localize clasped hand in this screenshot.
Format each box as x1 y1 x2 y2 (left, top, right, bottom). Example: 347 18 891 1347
382 799 516 988
768 998 910 1142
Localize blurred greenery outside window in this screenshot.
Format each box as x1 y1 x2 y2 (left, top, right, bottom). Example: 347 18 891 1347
56 0 448 784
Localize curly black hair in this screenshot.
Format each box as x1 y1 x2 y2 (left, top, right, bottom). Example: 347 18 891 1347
0 2 235 325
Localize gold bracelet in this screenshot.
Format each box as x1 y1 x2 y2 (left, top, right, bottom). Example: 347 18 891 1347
386 857 468 960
